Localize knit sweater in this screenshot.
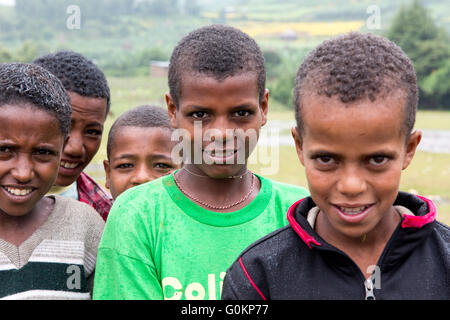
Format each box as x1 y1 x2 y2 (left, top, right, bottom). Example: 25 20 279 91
0 195 105 300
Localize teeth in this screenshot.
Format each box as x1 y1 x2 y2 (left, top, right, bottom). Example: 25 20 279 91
339 206 368 215
61 161 79 169
5 187 33 196
205 150 236 157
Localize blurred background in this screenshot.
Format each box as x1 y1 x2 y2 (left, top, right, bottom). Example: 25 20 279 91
0 0 449 223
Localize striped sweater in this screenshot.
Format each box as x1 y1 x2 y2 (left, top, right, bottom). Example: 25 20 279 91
0 195 105 300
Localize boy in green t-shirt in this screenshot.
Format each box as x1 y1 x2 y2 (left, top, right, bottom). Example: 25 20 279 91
93 24 309 300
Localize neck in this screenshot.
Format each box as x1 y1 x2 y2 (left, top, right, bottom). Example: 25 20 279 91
174 165 259 212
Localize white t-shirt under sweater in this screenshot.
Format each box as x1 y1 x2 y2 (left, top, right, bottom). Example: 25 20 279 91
0 195 105 300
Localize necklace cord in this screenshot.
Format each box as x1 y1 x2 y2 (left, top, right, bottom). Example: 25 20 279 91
172 172 256 210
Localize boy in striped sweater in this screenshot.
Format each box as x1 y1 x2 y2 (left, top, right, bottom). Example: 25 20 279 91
0 63 104 300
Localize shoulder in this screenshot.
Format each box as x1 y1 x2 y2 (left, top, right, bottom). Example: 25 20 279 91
98 177 172 251
433 220 450 244
53 195 104 226
238 224 303 262
51 195 105 254
223 225 306 299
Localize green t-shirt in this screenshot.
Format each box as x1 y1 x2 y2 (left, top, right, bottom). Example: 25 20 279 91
93 173 309 300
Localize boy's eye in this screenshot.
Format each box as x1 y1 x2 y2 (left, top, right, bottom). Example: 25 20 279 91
191 111 207 119
34 149 55 156
155 163 173 170
0 147 11 153
369 156 389 166
234 110 251 117
86 129 102 136
116 163 134 169
316 156 335 165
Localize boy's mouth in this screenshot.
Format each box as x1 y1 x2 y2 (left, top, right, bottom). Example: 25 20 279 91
336 205 372 216
60 160 82 169
3 186 35 196
204 149 237 157
332 203 375 223
202 149 240 164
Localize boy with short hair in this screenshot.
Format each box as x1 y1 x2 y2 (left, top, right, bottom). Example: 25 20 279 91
93 24 309 300
103 105 181 200
221 32 450 300
0 63 104 299
33 51 112 220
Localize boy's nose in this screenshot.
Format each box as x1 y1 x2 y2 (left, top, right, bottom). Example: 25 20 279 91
131 166 153 186
63 131 84 158
336 168 367 197
11 154 34 183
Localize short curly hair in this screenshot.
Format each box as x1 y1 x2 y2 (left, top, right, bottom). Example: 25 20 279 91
168 24 266 108
33 51 110 115
0 63 71 137
294 32 418 137
107 105 173 159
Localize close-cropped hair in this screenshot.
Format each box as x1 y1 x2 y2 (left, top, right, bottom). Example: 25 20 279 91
0 63 71 137
107 105 173 158
33 51 111 114
168 24 266 108
294 32 418 137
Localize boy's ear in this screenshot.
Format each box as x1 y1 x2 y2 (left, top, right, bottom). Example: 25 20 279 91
291 126 305 166
260 89 270 126
165 92 178 129
402 130 422 170
103 160 111 189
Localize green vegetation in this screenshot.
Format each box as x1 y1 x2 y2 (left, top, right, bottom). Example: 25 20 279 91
0 0 449 111
386 0 450 110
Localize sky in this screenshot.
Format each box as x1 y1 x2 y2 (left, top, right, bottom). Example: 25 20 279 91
0 0 14 6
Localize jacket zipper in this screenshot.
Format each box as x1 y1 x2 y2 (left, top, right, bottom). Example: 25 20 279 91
364 276 376 300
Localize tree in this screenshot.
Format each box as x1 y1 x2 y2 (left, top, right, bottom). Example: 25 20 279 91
0 47 13 63
421 60 450 109
386 0 450 109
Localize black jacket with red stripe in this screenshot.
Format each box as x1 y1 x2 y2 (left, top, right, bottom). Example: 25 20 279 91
221 192 450 300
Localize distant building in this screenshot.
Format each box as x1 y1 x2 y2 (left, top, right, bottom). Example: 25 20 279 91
279 29 298 41
150 60 169 77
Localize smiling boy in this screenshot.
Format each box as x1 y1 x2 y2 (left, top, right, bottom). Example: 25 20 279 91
34 51 112 220
0 63 104 299
221 32 450 300
93 25 309 300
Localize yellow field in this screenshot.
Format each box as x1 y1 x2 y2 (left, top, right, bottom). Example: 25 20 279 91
236 20 364 38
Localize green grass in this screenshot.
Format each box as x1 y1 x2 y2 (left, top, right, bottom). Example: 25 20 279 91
86 76 450 225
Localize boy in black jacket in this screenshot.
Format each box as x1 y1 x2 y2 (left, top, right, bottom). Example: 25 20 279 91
222 32 450 300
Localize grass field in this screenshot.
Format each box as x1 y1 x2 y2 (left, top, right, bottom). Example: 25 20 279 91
85 76 450 225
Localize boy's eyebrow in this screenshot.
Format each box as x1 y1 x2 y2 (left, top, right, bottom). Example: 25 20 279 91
111 153 137 161
308 149 399 158
308 150 339 157
85 121 104 127
230 103 257 110
187 103 256 110
111 153 173 161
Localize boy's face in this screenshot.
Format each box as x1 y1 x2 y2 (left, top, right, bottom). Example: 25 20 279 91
166 72 268 179
292 93 421 239
104 126 180 199
0 104 64 217
56 91 108 187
